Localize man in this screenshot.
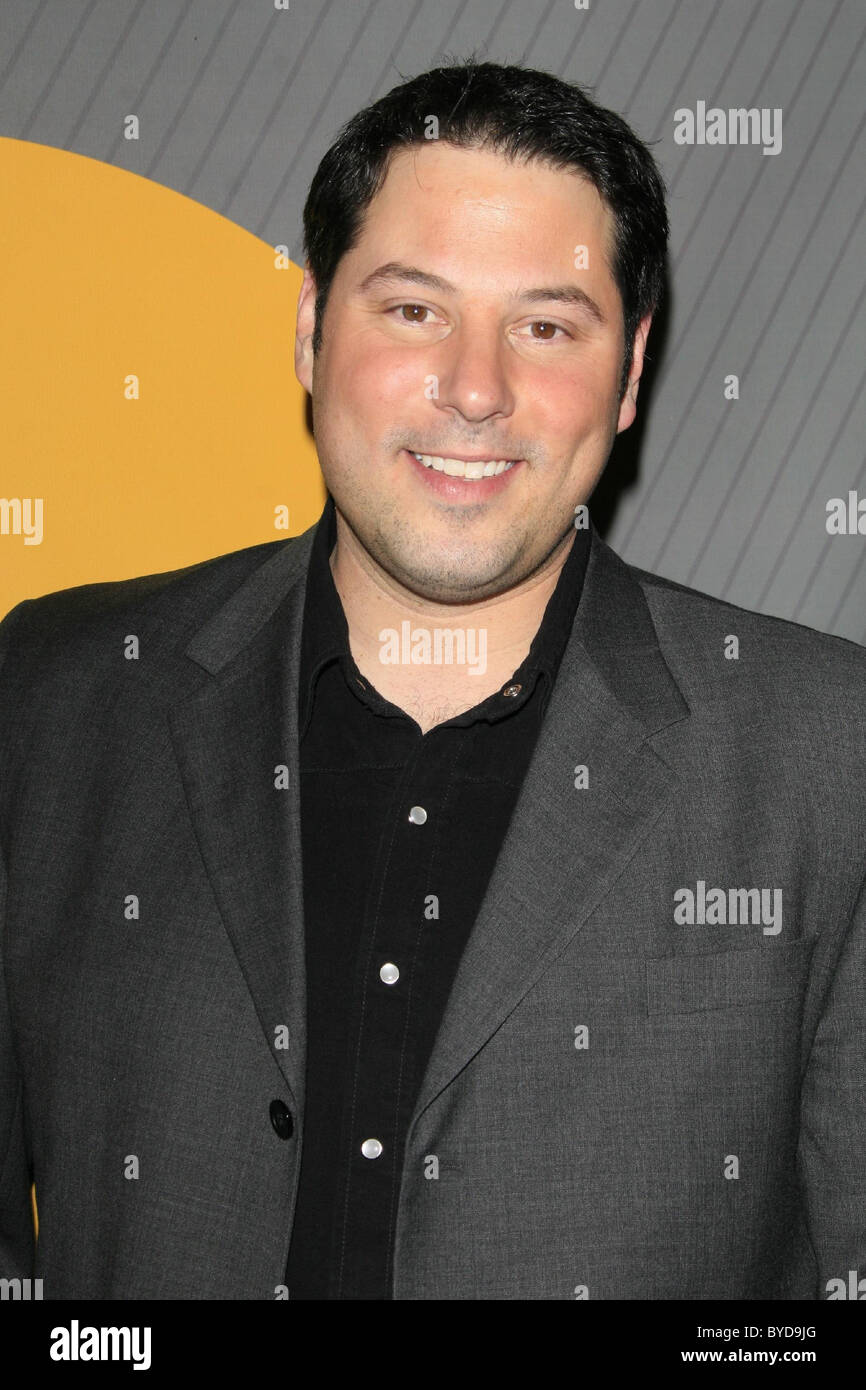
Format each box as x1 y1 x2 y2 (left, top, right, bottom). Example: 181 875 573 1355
1 60 864 1301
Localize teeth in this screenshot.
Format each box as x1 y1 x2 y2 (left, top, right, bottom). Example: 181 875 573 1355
412 453 517 480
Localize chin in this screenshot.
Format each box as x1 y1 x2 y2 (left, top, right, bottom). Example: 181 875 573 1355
401 554 526 604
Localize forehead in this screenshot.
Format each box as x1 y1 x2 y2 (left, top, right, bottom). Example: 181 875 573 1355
347 141 617 287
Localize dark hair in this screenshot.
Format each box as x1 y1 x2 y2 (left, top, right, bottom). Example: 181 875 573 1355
302 57 668 398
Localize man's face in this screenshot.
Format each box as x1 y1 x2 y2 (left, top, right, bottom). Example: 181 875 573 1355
295 141 650 604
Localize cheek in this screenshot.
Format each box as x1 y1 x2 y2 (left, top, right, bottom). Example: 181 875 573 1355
527 362 615 441
332 336 425 417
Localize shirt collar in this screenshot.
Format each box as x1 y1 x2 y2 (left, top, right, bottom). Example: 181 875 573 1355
299 494 591 736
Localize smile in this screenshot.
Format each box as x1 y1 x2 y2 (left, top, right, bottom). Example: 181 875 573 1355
412 452 518 480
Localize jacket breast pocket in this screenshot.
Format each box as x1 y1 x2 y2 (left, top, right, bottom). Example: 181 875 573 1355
645 940 812 1015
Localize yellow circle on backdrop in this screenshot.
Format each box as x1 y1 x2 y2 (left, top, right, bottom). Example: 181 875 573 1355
0 136 326 617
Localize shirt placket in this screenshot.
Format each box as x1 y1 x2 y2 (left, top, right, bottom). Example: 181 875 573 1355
331 736 447 1299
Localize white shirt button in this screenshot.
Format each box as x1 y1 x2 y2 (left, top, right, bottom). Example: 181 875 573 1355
408 805 427 824
379 962 400 985
361 1138 383 1159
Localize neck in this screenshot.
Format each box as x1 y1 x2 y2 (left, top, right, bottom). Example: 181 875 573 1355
329 512 575 730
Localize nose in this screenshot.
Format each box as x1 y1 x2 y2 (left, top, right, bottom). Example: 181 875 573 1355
433 317 516 425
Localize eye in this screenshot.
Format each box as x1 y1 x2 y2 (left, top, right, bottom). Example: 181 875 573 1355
385 307 571 339
521 320 571 341
388 303 435 324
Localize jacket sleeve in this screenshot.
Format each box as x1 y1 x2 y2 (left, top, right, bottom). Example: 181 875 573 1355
797 867 866 1297
0 601 37 1278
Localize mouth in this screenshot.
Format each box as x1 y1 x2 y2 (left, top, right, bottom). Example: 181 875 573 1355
407 450 522 483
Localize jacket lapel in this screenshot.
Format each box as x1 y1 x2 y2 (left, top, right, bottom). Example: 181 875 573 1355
410 530 691 1126
168 531 315 1112
164 515 690 1135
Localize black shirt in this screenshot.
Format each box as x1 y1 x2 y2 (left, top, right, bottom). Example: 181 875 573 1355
285 495 590 1299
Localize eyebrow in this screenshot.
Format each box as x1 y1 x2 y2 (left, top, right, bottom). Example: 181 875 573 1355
355 260 607 325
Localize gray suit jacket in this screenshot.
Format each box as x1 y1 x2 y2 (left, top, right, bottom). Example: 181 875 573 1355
1 518 864 1300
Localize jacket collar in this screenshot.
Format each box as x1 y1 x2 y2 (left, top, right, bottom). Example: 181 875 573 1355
169 510 689 1119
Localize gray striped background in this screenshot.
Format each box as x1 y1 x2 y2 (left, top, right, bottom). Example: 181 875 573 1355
2 0 863 641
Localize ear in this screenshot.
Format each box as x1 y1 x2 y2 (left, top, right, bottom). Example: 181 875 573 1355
294 266 317 393
615 312 653 435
